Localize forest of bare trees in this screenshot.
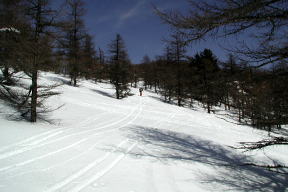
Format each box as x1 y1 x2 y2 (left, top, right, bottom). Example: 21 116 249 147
0 0 287 177
154 0 288 172
1 0 287 156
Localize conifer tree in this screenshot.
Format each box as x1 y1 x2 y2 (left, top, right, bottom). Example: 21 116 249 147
156 0 288 68
141 55 152 90
0 0 24 84
22 0 59 122
198 49 220 113
108 34 131 99
81 34 96 79
63 0 86 86
167 32 187 106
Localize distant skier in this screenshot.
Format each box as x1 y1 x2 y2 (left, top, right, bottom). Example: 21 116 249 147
139 88 143 96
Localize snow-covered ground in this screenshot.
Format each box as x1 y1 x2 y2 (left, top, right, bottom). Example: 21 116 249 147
0 72 287 192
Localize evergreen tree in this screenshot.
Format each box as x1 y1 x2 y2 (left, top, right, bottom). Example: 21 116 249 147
194 49 220 113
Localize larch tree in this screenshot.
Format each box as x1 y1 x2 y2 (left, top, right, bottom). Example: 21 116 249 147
167 32 187 106
81 33 96 79
22 0 59 122
156 0 288 68
141 55 152 90
0 0 24 85
156 0 288 170
1 0 60 122
94 47 106 82
108 34 131 99
160 46 175 103
64 0 86 86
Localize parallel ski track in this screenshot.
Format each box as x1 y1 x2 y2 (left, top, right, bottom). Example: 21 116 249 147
43 98 143 192
67 102 171 192
0 110 108 154
5 134 111 179
69 142 137 192
0 98 141 162
0 97 143 181
43 139 132 192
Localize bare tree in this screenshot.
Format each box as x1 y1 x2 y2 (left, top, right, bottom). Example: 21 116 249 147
62 0 86 86
166 32 187 106
81 33 96 79
21 0 59 122
108 34 131 99
156 0 288 172
0 0 25 84
156 0 288 67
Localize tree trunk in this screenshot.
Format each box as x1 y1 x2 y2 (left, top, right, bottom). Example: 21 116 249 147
30 70 38 122
177 85 181 107
73 75 77 86
3 67 9 81
116 87 119 99
238 108 241 122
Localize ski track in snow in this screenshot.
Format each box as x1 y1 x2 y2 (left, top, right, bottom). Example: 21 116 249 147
0 110 108 154
0 139 87 173
43 140 134 192
42 97 143 192
1 75 282 192
4 135 110 179
0 98 141 162
69 142 138 192
0 130 58 153
0 95 143 191
0 92 223 192
0 125 132 175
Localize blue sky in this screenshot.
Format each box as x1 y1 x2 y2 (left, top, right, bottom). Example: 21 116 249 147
82 0 239 64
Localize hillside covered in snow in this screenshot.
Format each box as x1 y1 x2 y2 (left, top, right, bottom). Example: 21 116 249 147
0 72 287 192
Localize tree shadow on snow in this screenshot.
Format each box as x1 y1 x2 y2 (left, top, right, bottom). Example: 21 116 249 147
123 126 288 192
148 95 201 112
148 95 166 102
45 76 71 85
90 89 114 98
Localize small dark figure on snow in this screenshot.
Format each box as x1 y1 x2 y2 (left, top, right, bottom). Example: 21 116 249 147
139 88 143 96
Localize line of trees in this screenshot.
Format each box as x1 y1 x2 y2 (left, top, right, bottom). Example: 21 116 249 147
0 0 61 122
154 0 288 172
0 0 135 122
1 0 287 136
154 0 288 130
138 44 288 131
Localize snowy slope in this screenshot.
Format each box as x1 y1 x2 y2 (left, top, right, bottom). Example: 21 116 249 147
0 72 287 192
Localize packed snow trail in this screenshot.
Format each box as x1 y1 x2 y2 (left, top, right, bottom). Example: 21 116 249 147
68 142 137 192
43 139 131 192
0 97 141 162
0 73 287 192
